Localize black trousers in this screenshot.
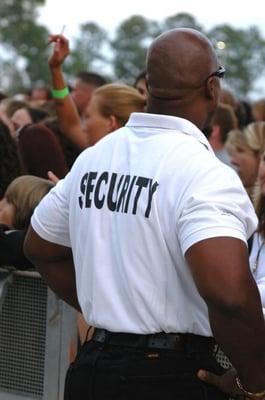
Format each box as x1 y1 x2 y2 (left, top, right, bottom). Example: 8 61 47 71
64 336 229 400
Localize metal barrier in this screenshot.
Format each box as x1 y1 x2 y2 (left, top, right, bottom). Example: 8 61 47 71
0 268 77 400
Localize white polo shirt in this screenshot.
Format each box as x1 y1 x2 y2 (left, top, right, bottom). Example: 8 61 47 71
31 113 257 336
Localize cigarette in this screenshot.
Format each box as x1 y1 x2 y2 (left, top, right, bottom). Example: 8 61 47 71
60 25 66 35
47 25 66 46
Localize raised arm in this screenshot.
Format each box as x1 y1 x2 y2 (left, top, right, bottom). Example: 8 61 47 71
48 34 89 149
186 236 265 395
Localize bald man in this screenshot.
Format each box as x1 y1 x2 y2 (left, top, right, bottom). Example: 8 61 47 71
24 29 265 400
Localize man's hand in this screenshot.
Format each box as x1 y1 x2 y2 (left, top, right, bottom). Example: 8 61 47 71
48 34 70 68
197 368 244 399
186 237 265 391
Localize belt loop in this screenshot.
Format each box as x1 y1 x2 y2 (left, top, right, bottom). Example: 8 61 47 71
102 329 109 349
95 328 109 345
139 334 148 348
185 335 196 358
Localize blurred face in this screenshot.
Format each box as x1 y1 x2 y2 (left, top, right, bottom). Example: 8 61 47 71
229 144 259 187
0 105 15 136
82 95 113 146
31 88 49 101
0 197 15 228
258 152 265 196
11 108 32 131
71 79 95 115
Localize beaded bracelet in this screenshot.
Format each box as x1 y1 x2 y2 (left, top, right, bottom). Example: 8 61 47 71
51 87 69 99
236 377 265 399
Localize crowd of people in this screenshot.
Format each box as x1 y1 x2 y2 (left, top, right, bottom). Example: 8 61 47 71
1 27 265 399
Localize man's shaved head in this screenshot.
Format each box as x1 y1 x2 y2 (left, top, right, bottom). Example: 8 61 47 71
145 28 223 129
146 28 219 99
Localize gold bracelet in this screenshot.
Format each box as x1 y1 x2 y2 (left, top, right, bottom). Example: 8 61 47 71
236 377 265 398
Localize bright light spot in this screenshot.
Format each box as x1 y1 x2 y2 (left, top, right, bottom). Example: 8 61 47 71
216 41 226 50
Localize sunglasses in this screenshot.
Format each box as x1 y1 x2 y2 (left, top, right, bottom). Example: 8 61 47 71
191 65 226 90
208 65 226 79
149 65 226 100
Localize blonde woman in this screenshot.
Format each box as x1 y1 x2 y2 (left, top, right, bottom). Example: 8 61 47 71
0 175 54 230
0 175 54 268
48 34 146 149
225 121 265 201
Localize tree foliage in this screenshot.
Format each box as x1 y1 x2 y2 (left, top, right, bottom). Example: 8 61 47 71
64 22 108 79
0 0 50 93
161 12 203 32
207 25 265 97
0 5 265 98
109 13 204 85
111 15 159 84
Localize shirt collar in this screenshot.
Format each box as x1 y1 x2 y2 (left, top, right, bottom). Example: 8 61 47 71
126 112 214 154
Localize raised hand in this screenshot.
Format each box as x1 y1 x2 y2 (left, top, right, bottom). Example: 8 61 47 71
48 34 70 68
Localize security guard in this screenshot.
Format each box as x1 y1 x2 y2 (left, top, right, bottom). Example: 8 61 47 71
24 28 265 400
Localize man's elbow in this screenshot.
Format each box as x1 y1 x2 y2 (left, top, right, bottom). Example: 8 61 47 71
24 225 72 265
199 282 260 316
204 294 247 316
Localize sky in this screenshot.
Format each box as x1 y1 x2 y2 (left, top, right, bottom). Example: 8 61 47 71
38 0 265 39
37 0 265 98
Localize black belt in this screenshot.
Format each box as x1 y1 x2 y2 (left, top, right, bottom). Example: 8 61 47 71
92 328 215 352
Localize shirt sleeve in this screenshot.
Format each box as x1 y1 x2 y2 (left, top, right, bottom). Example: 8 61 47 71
176 158 258 255
31 148 92 247
31 173 72 247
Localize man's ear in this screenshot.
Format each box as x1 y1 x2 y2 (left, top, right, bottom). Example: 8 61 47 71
205 77 220 114
205 76 218 100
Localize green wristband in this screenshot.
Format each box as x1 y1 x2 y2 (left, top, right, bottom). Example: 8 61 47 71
52 87 69 99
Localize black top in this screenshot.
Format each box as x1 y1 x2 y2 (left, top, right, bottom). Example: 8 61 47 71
0 224 34 270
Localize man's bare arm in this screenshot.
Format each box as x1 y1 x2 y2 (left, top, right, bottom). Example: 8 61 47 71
186 236 265 393
24 225 81 312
